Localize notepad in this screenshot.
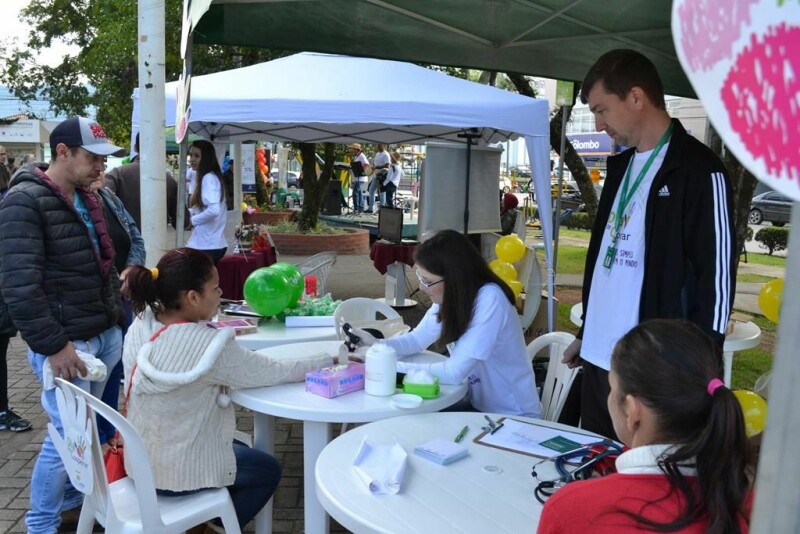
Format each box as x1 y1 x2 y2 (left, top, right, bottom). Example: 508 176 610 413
413 438 468 465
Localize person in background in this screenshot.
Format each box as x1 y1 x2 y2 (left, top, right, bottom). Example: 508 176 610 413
187 139 229 265
538 320 751 534
383 151 403 209
349 143 369 213
105 132 187 229
368 144 390 213
357 230 540 417
0 145 10 196
563 49 735 439
0 116 125 533
123 248 336 531
500 192 519 235
90 170 145 445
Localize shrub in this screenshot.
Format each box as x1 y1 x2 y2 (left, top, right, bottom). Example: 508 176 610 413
754 227 789 255
562 212 594 231
745 225 754 241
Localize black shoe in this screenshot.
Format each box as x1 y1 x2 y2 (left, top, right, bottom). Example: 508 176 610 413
0 409 32 432
58 508 104 533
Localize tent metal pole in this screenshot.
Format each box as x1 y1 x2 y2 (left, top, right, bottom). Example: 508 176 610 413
457 129 481 235
553 105 570 276
175 33 192 247
750 201 800 533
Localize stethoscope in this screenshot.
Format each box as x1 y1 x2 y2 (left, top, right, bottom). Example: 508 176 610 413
530 439 625 504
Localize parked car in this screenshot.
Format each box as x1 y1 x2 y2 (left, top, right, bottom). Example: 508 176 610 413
270 170 300 188
749 191 791 226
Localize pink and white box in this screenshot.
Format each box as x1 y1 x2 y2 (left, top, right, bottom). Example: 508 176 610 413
305 363 366 398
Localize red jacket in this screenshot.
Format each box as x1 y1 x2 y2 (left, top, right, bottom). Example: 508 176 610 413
538 473 751 533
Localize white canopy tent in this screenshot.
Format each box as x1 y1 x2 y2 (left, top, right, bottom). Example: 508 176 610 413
132 52 556 328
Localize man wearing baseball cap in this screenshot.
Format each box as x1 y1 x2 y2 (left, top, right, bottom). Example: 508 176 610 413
0 116 126 532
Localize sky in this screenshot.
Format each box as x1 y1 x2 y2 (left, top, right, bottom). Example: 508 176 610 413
2 0 79 67
1 0 81 118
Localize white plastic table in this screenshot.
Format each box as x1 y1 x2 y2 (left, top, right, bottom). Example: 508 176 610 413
569 303 762 386
231 341 468 534
234 319 338 350
315 411 600 534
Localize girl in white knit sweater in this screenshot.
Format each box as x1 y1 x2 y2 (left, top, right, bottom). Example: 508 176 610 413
122 248 334 529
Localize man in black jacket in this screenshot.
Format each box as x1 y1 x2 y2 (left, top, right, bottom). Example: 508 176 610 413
0 117 126 533
562 50 735 439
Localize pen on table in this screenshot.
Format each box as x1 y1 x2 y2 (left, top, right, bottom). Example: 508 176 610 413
489 423 505 435
484 415 496 428
454 425 469 443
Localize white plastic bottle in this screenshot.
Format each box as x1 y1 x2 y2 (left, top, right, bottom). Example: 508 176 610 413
364 343 398 396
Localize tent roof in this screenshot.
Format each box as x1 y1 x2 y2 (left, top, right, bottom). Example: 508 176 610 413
192 0 692 98
135 52 550 144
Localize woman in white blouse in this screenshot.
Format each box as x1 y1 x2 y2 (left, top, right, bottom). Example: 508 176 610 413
187 140 228 264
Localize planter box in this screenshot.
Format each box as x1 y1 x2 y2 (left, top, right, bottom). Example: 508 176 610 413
270 228 369 255
243 211 297 226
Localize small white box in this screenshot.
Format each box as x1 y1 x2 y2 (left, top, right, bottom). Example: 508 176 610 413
284 316 336 328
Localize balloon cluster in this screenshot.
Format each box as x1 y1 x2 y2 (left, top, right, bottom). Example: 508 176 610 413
243 262 304 317
256 148 269 179
733 389 767 438
758 278 783 323
489 234 526 298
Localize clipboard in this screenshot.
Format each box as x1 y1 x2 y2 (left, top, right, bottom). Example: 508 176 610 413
472 417 603 459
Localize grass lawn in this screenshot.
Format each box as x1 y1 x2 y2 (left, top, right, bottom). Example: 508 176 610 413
744 252 787 268
538 245 588 275
557 228 592 241
737 273 775 284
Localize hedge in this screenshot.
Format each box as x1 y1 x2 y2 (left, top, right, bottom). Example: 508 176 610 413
562 212 594 231
754 227 789 255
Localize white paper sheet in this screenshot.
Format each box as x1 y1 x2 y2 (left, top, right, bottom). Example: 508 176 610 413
476 418 600 458
352 436 408 495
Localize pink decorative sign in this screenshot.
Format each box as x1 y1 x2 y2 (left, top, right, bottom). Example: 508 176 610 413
672 1 800 201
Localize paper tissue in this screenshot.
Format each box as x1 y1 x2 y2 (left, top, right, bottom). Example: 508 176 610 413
306 362 365 398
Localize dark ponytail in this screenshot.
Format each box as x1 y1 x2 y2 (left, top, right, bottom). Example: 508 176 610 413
611 320 750 533
124 248 215 317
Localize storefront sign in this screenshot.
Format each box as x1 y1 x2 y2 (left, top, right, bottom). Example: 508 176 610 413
0 120 41 143
566 133 613 155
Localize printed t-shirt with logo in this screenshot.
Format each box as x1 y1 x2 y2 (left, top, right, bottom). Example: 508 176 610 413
581 144 669 371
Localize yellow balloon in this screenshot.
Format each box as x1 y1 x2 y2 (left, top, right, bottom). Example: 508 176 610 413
489 259 517 281
733 389 767 438
496 234 526 263
758 278 783 323
241 202 249 211
506 279 523 299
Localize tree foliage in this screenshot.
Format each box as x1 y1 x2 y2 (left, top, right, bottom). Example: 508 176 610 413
0 0 285 145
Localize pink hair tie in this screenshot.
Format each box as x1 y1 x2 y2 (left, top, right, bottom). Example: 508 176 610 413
706 378 725 397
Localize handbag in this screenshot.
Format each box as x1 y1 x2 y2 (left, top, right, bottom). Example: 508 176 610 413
104 365 136 483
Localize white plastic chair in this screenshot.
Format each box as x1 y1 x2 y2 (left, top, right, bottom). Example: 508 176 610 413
526 332 579 422
294 251 337 296
333 297 402 340
50 378 241 534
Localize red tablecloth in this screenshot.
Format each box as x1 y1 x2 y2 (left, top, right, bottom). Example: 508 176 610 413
217 248 277 300
370 242 416 275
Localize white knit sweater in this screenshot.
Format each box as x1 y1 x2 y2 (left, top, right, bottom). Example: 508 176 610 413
122 309 333 491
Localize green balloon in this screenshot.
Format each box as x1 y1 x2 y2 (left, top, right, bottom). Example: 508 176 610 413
270 262 305 308
243 267 291 317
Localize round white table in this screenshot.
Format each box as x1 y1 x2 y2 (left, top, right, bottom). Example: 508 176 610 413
569 303 762 386
315 412 598 534
235 319 338 350
231 341 468 534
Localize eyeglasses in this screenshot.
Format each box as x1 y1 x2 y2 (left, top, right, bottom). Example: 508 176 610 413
415 269 444 290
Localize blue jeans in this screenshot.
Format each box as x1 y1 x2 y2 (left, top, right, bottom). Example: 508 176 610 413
367 178 386 212
157 442 281 528
352 182 364 212
25 326 123 534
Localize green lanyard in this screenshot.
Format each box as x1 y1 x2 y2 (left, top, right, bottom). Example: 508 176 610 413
603 123 673 271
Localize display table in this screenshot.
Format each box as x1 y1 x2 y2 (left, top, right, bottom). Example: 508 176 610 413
370 241 417 308
315 412 600 534
231 340 467 534
217 250 276 300
569 303 762 387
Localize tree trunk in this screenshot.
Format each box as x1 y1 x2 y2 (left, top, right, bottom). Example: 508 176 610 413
296 142 334 232
707 126 757 272
505 72 597 222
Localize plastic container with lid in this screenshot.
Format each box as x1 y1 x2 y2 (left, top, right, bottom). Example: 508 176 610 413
364 343 398 396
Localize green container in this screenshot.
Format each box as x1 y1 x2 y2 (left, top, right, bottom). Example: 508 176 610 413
403 377 440 399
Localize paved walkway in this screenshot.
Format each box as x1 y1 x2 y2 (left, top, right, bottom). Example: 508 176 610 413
0 245 777 532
